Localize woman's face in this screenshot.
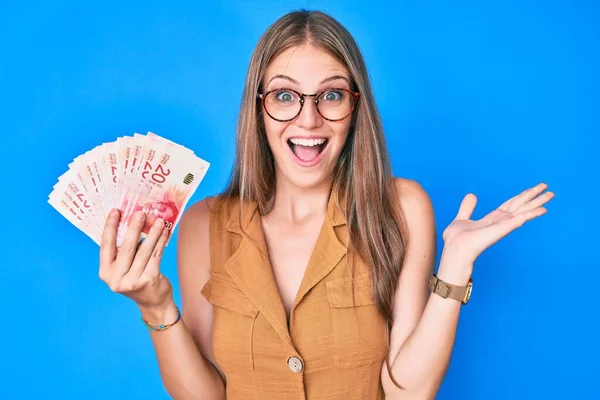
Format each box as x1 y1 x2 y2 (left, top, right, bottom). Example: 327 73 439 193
261 44 353 189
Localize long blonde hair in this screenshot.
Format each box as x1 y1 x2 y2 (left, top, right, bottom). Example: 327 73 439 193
222 9 406 324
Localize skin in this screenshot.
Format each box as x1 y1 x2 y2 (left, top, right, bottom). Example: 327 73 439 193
259 44 355 316
98 44 555 399
261 44 352 190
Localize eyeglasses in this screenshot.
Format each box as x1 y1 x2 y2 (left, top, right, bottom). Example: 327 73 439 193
257 88 360 122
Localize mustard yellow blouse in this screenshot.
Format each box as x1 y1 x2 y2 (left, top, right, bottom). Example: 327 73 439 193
201 193 389 399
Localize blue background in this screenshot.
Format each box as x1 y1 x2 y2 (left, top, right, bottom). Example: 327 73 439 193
1 0 597 399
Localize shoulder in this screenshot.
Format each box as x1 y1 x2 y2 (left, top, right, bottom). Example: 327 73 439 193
182 196 214 220
178 197 211 241
179 195 223 225
176 195 227 276
178 195 231 236
177 197 217 265
392 177 435 223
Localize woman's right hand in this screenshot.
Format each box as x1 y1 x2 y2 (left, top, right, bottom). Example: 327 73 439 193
99 209 174 314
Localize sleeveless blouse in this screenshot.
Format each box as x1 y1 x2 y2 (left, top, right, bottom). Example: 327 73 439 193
200 192 389 399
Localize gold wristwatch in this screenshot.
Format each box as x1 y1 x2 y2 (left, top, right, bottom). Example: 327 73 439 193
428 274 473 304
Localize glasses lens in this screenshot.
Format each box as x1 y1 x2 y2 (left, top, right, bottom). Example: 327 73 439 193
264 90 301 121
317 89 355 121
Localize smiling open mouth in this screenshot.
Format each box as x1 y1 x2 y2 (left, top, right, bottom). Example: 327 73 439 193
287 137 329 162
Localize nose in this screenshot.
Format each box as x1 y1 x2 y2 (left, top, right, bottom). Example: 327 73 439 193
295 96 324 130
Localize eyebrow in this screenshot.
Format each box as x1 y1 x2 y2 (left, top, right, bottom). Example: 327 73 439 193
267 74 350 87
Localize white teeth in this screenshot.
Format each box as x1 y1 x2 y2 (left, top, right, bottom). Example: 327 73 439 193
289 138 326 147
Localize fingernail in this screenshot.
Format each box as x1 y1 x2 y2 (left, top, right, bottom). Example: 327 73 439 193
109 209 119 217
135 212 145 221
154 218 164 228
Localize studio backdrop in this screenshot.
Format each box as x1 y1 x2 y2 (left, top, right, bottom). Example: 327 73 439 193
0 1 597 399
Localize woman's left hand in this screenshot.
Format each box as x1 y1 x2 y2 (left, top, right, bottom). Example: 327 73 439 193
440 182 554 274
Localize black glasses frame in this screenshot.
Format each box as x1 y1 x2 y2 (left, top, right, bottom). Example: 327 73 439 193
257 88 360 122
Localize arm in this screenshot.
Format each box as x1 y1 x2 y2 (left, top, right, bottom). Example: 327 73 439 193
98 200 225 400
380 178 446 399
381 180 553 399
142 198 225 399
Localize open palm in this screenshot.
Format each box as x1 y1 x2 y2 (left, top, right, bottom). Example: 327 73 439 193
442 183 554 264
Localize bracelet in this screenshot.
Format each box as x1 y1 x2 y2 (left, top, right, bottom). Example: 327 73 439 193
141 306 182 331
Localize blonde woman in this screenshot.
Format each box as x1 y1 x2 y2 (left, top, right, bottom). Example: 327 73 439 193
98 10 554 399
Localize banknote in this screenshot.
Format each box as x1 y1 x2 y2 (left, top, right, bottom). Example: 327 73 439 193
48 132 210 247
51 174 101 241
116 133 209 246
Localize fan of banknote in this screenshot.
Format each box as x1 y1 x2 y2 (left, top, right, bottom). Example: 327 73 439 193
48 132 210 247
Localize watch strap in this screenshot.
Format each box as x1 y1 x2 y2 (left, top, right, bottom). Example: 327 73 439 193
429 274 473 304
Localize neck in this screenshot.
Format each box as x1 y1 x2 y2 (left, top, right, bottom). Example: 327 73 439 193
267 175 333 224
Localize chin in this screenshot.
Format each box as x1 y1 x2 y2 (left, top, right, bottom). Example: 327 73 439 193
277 159 337 190
288 173 330 189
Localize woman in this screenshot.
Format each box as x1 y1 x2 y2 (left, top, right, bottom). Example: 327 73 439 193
98 10 553 399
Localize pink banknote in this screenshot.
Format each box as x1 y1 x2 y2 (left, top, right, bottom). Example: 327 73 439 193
48 132 210 247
